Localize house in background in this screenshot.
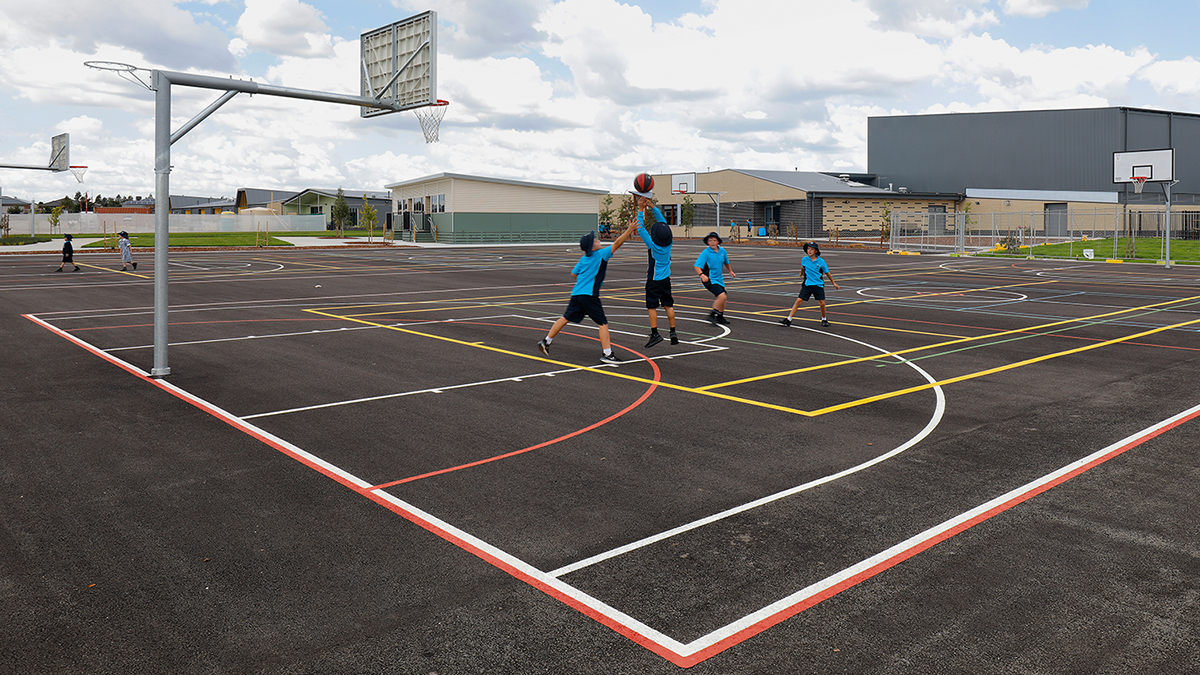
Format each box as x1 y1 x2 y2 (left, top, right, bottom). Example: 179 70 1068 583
1 195 31 213
170 195 235 214
235 188 298 214
280 188 392 229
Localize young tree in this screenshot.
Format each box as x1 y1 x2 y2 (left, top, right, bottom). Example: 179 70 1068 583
1 213 9 238
360 198 378 242
598 195 615 237
681 195 695 238
49 205 64 233
330 188 351 236
880 202 892 248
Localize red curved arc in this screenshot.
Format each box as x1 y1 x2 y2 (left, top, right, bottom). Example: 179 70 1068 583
370 324 661 490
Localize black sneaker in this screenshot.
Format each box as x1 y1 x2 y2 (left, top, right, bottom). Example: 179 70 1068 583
716 313 730 325
132 262 137 270
536 338 550 356
73 267 81 271
645 332 663 348
707 311 719 327
600 352 622 364
779 317 791 327
669 331 679 345
821 319 830 327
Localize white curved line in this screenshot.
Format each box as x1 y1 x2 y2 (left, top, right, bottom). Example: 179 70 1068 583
549 331 946 578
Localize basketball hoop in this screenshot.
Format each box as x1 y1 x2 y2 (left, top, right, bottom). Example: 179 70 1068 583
69 166 87 183
84 60 152 90
413 99 449 143
1131 177 1148 194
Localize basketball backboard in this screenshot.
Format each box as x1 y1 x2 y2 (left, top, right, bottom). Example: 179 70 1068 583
360 11 438 118
671 172 697 194
1113 148 1174 183
50 133 69 172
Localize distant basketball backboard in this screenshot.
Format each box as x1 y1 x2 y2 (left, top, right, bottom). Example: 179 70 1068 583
360 11 438 118
671 172 697 194
1113 148 1174 183
50 133 69 172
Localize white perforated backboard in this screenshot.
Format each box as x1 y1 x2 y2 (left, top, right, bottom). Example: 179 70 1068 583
671 172 697 193
360 11 437 118
1113 148 1174 183
50 133 69 172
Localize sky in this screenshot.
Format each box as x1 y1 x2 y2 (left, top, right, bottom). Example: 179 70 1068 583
2 0 1200 204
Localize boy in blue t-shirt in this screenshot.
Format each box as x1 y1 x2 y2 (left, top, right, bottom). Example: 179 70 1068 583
537 223 635 363
633 191 677 348
693 231 735 326
780 242 840 328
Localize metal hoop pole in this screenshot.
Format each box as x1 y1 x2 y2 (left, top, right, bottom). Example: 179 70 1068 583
152 70 171 377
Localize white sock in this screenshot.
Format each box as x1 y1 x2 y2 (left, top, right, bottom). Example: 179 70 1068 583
603 347 612 355
544 336 553 344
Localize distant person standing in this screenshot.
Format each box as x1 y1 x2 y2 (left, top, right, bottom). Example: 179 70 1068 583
729 219 738 242
747 218 753 239
118 231 137 271
56 234 80 272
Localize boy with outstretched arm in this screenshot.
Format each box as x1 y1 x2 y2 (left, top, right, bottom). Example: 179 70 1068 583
693 231 735 326
633 190 677 347
537 222 636 364
780 242 840 328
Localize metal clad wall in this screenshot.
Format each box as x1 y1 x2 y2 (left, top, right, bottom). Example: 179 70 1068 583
869 108 1131 193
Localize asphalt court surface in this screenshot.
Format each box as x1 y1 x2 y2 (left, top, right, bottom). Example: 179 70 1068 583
3 244 1200 673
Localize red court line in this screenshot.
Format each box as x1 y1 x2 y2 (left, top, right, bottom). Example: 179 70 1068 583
27 311 1200 668
371 324 662 489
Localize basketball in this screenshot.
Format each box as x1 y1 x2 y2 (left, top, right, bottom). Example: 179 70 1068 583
633 173 654 193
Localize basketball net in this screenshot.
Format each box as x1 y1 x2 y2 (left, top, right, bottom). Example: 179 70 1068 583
1132 177 1147 194
413 100 450 143
69 166 87 183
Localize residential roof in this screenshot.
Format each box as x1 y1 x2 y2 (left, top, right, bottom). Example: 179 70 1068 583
281 188 392 204
385 172 609 195
1 196 31 208
238 188 300 205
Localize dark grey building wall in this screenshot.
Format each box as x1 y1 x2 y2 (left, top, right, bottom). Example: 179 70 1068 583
868 107 1200 201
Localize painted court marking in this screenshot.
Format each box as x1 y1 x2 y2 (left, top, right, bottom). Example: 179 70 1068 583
24 311 1200 667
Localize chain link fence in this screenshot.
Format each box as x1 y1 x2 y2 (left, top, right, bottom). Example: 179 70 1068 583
888 208 1200 262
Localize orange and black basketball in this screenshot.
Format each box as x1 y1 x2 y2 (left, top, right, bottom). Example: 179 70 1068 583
633 172 654 193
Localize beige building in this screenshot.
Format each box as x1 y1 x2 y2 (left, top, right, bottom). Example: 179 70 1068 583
386 173 608 243
616 169 958 240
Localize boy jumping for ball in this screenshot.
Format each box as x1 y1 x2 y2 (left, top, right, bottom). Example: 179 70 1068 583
694 231 735 326
537 223 636 363
780 242 840 328
633 191 677 348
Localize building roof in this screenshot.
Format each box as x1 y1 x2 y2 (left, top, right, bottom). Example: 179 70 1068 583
238 188 299 205
385 172 610 195
170 195 226 208
1 196 31 208
735 169 897 195
281 188 392 204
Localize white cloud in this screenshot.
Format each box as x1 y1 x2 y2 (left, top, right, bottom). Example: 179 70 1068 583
1140 57 1200 99
1001 0 1089 19
235 0 335 57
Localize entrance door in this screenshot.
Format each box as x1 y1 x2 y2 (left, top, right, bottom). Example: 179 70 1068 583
928 205 947 235
1044 203 1068 238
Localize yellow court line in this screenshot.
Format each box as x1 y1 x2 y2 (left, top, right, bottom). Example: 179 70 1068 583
698 294 1200 391
302 308 821 417
807 315 1200 416
743 279 1057 317
78 263 150 279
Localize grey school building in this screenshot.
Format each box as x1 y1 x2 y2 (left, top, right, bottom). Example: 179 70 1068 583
386 173 608 243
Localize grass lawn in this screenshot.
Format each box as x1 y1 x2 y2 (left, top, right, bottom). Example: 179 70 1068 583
974 237 1200 263
80 232 294 248
0 235 52 246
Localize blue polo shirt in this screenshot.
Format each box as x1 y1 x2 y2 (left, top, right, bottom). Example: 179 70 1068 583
570 245 615 297
694 246 730 286
637 207 671 281
800 255 829 287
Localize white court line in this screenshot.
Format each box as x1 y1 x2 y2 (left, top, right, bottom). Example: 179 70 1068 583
27 310 1200 666
548 339 946 578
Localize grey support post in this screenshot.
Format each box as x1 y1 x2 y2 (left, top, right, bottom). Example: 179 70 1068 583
152 70 172 376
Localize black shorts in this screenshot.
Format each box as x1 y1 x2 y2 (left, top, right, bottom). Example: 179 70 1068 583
563 295 608 325
702 280 726 297
645 278 674 309
799 284 826 301
62 253 73 263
